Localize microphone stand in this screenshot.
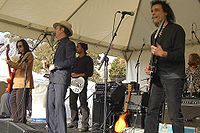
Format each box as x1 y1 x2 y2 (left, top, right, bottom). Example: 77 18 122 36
98 13 126 133
31 34 48 52
135 43 145 93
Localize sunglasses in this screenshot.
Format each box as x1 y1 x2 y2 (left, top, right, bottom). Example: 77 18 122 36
17 45 23 48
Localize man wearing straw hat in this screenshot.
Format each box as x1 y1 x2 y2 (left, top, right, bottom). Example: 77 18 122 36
46 20 76 133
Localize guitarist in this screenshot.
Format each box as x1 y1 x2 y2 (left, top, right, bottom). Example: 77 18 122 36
68 42 94 132
144 1 185 133
6 39 34 123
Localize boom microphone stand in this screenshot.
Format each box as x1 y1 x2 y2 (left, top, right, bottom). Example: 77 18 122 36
98 13 127 133
135 43 145 93
31 33 49 52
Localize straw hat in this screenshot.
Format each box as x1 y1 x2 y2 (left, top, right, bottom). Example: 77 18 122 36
53 20 73 36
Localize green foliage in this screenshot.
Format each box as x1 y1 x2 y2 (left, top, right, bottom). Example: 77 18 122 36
3 32 125 83
33 43 54 73
87 52 102 82
109 57 126 81
4 33 21 43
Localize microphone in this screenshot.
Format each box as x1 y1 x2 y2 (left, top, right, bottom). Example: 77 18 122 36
117 11 134 16
191 23 195 39
42 31 54 36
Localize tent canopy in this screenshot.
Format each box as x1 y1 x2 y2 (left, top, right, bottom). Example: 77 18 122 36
0 0 200 59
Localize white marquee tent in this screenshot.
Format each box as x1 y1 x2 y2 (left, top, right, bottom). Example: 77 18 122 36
0 0 200 85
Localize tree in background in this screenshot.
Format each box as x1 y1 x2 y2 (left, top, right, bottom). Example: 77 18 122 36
87 52 102 82
3 32 125 83
109 57 126 81
33 43 54 72
3 33 54 73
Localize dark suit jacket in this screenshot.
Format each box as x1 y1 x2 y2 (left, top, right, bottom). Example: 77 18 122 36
49 37 76 84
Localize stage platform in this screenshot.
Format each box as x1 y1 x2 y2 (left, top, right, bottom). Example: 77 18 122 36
0 118 144 133
0 118 91 133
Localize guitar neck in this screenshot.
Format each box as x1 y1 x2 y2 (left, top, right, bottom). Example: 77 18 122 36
123 84 132 112
6 45 11 74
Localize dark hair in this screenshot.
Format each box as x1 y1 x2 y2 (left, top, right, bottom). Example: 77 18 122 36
60 25 72 37
188 53 200 67
79 42 88 54
151 1 175 23
16 39 31 54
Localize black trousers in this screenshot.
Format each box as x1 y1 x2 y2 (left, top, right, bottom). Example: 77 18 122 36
69 83 89 128
46 83 68 133
144 77 184 133
10 88 30 123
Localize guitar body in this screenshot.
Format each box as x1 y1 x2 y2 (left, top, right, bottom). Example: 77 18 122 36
6 70 15 93
149 55 157 81
6 44 15 93
70 77 85 94
114 112 128 133
114 84 132 132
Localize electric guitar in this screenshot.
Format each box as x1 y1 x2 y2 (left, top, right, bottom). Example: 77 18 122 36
114 84 132 132
6 44 15 93
149 20 165 88
70 77 85 94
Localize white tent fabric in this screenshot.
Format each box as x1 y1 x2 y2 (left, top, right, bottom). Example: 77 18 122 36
0 0 139 57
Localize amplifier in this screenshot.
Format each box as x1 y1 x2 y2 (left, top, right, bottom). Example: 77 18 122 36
181 98 200 106
95 83 126 104
164 98 200 127
126 92 149 110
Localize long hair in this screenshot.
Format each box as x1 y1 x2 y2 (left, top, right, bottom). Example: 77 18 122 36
188 53 200 67
16 39 31 54
151 1 175 23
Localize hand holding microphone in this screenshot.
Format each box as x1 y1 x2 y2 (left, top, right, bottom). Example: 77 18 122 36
49 64 55 71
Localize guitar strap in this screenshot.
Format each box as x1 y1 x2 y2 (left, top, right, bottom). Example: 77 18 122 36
153 20 165 45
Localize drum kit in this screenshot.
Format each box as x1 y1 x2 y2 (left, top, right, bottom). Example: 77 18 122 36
183 75 200 98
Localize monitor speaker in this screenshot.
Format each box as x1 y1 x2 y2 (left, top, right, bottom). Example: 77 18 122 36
164 104 200 127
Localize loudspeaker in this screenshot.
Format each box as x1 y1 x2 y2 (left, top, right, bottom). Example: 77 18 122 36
0 120 38 133
126 92 149 110
127 111 146 129
164 105 200 127
92 97 119 124
108 84 126 103
92 99 105 124
127 95 142 110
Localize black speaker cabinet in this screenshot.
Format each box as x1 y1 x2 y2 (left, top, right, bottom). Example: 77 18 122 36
127 111 146 129
164 104 200 127
0 120 38 133
108 84 126 103
92 99 105 125
126 92 149 110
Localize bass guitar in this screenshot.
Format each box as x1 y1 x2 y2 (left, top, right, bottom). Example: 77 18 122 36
6 44 15 93
70 77 85 94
